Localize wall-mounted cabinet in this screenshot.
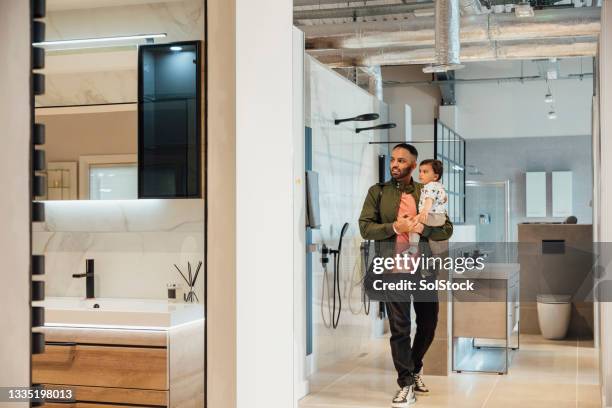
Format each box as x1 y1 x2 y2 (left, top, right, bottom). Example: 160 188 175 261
525 172 546 217
138 41 202 199
552 171 573 217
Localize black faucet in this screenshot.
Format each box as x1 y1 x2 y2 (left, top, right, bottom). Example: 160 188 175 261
72 259 95 299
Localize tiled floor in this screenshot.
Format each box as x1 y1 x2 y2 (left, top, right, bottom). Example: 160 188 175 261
299 334 601 408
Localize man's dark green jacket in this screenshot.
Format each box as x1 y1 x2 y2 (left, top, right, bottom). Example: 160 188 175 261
359 178 453 258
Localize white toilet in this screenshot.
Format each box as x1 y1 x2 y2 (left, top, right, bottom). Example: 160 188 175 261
536 294 572 340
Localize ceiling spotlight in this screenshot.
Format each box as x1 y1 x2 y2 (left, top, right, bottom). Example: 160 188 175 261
334 113 379 125
170 46 183 51
545 93 554 103
548 110 558 120
355 123 397 134
515 1 535 17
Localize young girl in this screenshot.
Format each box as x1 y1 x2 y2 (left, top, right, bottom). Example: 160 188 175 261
410 159 448 250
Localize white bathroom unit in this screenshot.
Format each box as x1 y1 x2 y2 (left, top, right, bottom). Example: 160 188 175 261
526 171 547 217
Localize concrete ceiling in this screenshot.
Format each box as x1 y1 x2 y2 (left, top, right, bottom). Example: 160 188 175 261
47 0 186 11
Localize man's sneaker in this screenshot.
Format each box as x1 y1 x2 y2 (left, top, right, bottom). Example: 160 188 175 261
413 372 429 393
391 385 416 407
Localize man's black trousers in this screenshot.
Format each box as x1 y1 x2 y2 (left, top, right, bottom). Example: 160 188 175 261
385 300 439 387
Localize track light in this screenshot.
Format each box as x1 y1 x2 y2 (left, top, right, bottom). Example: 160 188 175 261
355 123 396 134
334 113 379 125
545 93 554 103
548 110 558 120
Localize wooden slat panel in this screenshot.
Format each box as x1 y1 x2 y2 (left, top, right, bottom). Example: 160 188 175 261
45 404 151 408
453 301 507 339
44 384 167 406
33 345 168 390
42 326 167 347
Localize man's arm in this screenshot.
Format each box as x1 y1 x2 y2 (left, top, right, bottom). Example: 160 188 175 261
359 186 396 240
421 215 453 241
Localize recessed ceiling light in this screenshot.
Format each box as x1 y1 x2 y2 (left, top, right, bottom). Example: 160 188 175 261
170 46 183 52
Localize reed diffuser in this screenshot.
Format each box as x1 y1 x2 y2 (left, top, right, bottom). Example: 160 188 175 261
173 261 202 303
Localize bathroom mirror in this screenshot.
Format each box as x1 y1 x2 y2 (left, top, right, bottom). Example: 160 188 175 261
34 0 204 201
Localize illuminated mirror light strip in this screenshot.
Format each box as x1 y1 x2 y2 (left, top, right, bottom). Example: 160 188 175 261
33 33 167 47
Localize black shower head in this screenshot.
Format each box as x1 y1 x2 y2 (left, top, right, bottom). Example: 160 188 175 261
334 113 380 125
355 123 397 134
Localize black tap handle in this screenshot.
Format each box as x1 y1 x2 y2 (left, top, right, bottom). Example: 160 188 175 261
72 273 94 278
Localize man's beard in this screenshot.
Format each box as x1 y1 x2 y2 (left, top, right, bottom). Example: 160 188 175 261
392 166 411 180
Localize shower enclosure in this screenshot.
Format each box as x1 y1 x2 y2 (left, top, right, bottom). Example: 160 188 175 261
465 180 511 242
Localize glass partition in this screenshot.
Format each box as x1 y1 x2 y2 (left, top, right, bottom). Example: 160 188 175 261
435 119 466 224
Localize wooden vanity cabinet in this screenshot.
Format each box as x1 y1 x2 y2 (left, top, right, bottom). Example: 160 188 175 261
33 321 204 407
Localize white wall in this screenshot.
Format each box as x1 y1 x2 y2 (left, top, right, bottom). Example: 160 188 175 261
455 59 594 139
598 2 612 406
235 0 295 407
383 65 441 126
0 0 31 399
293 27 309 402
306 55 389 370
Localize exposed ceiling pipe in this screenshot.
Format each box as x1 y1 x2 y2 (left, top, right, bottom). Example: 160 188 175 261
309 36 598 67
301 7 600 50
383 72 594 87
294 0 370 5
294 1 434 21
424 0 464 72
460 0 483 14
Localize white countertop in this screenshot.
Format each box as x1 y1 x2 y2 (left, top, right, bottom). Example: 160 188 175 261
36 297 204 329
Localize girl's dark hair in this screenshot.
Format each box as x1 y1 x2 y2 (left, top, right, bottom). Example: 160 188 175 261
420 159 443 181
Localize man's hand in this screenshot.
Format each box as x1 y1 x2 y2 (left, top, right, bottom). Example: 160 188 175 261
416 212 428 224
394 215 423 234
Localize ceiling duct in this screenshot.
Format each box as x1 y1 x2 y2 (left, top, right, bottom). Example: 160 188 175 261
424 0 464 72
294 2 435 22
302 8 600 50
310 36 597 67
460 0 483 14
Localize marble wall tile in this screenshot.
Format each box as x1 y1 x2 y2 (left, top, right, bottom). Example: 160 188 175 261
306 56 390 369
37 0 204 107
37 70 137 106
33 199 204 301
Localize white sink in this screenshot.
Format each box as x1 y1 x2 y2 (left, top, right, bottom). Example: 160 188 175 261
37 297 204 329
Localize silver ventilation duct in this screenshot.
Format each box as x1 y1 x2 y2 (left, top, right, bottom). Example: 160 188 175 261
302 8 600 50
303 8 600 66
310 36 598 67
424 0 464 72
